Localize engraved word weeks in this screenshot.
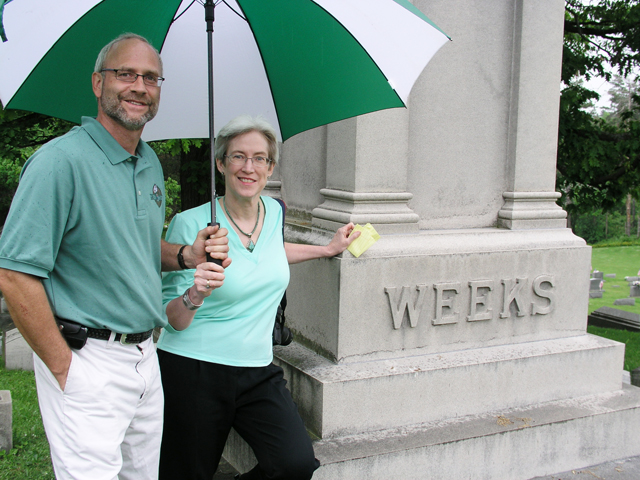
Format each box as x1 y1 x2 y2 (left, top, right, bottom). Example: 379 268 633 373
384 275 555 329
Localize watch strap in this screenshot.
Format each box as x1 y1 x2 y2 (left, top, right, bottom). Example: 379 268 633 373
182 287 203 310
177 245 188 269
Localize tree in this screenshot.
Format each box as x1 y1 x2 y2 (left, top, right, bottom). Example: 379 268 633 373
558 0 640 216
605 74 640 122
0 107 74 222
148 138 224 214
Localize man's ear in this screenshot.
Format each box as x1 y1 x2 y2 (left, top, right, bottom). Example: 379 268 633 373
91 71 103 99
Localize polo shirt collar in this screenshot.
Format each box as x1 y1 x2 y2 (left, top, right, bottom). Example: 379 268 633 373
81 116 142 165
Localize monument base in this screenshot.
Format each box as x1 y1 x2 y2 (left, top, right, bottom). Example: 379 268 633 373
223 336 639 479
224 385 640 480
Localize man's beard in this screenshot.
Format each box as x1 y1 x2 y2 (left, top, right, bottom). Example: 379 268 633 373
100 91 158 131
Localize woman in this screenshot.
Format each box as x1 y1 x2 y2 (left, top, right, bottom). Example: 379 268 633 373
157 115 360 480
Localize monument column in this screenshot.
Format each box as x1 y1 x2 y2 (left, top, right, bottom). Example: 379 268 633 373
498 0 568 229
311 108 420 234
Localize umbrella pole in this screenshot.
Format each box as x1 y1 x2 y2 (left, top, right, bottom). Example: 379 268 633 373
205 0 221 265
205 0 216 224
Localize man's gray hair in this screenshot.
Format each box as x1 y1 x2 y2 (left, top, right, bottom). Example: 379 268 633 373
94 33 163 74
215 115 280 165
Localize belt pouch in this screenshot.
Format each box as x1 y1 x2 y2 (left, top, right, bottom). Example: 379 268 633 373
55 317 88 350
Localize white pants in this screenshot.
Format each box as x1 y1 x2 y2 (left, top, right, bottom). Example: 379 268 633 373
34 336 163 480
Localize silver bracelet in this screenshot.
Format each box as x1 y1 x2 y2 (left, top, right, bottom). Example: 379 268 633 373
182 287 203 310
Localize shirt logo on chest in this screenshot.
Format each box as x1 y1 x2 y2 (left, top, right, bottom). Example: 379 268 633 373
150 184 163 207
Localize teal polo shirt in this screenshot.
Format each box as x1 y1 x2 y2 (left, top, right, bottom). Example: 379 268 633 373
0 117 167 332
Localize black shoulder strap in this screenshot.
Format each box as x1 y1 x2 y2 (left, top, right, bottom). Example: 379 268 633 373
274 198 287 311
274 197 286 238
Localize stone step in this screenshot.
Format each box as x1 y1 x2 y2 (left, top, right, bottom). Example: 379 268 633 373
274 335 624 438
224 385 640 480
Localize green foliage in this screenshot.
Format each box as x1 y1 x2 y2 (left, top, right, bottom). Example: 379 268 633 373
150 138 218 212
164 176 181 223
149 138 204 157
592 235 640 246
573 209 627 243
564 0 640 80
605 75 640 123
0 108 75 222
0 361 54 479
559 0 640 215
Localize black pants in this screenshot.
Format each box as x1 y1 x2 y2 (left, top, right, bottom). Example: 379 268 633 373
158 349 319 480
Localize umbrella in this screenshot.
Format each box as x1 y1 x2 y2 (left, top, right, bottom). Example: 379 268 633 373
0 0 449 226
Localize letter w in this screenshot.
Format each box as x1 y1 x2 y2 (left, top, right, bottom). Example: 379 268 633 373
385 285 427 329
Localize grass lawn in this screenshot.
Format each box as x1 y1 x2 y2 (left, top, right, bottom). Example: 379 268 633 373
587 325 640 371
588 245 640 317
587 245 640 372
0 360 54 480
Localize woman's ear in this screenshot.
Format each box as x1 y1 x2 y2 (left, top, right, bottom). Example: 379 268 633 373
216 158 225 174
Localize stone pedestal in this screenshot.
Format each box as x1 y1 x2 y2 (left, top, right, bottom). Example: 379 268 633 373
222 0 640 477
223 229 640 478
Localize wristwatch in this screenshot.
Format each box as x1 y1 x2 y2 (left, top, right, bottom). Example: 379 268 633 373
182 287 203 310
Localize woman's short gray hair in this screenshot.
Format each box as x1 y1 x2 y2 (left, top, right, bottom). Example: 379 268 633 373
94 33 163 74
214 115 280 165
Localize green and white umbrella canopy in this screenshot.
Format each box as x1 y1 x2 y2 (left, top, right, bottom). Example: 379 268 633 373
0 0 449 142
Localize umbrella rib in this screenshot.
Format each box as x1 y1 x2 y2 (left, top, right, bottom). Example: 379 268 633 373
173 0 199 23
220 0 247 21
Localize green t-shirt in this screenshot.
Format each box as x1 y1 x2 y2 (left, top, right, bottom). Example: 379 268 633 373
0 117 167 333
158 197 289 367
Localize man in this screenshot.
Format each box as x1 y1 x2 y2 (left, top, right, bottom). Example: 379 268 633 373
0 33 229 479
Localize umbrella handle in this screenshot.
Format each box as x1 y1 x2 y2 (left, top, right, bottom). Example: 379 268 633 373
207 222 223 266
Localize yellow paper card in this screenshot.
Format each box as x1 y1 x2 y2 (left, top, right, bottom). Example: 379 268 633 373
347 223 380 258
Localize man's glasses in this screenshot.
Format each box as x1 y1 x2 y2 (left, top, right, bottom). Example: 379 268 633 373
101 69 164 87
225 154 272 168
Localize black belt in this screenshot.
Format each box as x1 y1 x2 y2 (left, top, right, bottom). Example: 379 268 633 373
87 327 154 344
56 316 153 346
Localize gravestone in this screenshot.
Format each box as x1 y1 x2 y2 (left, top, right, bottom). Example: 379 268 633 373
0 390 11 452
625 276 639 282
588 306 640 332
589 278 604 298
224 1 640 478
2 322 34 371
614 298 636 306
605 273 616 279
592 270 604 280
631 284 640 297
